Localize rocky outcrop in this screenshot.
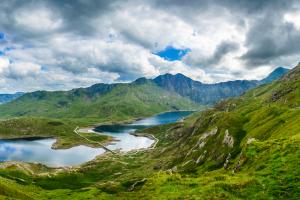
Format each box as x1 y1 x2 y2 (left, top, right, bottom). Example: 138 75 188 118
223 130 234 147
186 127 218 158
247 138 256 145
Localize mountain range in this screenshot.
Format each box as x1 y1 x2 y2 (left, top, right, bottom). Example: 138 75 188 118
151 67 289 105
0 92 24 104
0 67 288 121
0 63 298 199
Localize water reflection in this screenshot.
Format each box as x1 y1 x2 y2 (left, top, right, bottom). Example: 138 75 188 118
0 139 105 167
94 111 193 151
0 111 193 167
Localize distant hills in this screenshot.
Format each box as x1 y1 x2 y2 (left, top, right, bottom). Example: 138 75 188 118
0 64 297 199
0 67 289 120
0 82 199 121
0 92 24 104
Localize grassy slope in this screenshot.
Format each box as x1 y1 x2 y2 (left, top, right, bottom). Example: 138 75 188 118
0 82 200 123
0 65 299 199
128 64 300 199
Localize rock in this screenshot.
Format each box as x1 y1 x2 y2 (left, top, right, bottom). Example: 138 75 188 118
196 150 207 164
171 166 178 172
182 160 193 167
223 153 231 169
186 127 218 158
247 138 256 145
223 130 234 147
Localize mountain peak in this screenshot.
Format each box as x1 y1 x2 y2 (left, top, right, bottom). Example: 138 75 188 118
260 67 289 84
154 73 192 81
133 77 150 84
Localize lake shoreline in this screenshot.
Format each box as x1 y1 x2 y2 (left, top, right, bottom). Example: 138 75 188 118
0 110 193 167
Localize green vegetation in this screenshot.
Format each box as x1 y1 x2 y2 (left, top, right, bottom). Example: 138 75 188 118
0 65 299 199
0 117 112 149
0 82 200 122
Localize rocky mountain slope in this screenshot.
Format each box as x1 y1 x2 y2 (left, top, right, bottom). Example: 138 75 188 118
130 63 300 198
0 64 298 199
0 67 288 121
152 67 289 105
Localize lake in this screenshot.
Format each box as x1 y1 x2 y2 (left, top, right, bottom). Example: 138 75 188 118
0 111 193 167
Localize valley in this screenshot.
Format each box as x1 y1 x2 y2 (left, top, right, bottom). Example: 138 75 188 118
0 64 298 199
1 1 299 199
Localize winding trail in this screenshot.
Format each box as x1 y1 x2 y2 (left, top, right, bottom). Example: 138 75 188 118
148 134 159 149
74 127 116 154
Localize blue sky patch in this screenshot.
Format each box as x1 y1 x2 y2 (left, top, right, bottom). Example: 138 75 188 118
0 32 4 40
155 46 190 61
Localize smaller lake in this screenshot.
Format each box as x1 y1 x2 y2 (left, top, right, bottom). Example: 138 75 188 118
94 111 193 151
0 111 193 167
0 139 105 167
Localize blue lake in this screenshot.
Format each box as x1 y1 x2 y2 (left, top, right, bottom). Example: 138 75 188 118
0 111 193 167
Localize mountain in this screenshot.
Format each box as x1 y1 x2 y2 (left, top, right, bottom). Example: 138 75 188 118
152 67 289 105
0 64 298 199
121 62 300 198
136 63 299 197
260 67 289 84
0 67 288 120
0 92 24 104
0 82 199 121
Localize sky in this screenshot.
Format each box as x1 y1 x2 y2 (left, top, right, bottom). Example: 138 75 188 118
0 0 300 93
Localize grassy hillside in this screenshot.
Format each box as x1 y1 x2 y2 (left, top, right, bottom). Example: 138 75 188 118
0 82 199 122
0 64 299 199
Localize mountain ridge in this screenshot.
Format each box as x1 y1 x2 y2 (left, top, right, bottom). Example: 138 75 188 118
0 92 24 104
0 67 289 120
0 64 298 199
150 67 289 105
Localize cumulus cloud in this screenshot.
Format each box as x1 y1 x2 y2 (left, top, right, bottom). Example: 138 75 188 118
183 41 240 68
3 61 41 79
0 0 299 93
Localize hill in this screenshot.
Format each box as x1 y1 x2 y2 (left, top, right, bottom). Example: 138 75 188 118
0 81 199 122
0 64 298 199
127 63 300 198
0 67 288 121
0 92 24 104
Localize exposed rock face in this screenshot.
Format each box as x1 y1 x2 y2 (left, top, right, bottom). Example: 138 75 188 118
200 127 218 140
247 138 256 145
153 73 258 105
223 153 231 169
186 127 218 158
153 67 288 105
223 130 234 148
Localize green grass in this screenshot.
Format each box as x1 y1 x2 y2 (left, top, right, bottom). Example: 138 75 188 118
0 66 299 199
0 82 201 122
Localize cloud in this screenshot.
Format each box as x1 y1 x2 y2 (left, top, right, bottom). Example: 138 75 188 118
241 13 300 67
183 41 239 68
4 62 41 80
0 0 300 93
14 7 62 32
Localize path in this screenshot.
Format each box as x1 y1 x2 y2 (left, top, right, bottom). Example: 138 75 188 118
74 127 116 154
